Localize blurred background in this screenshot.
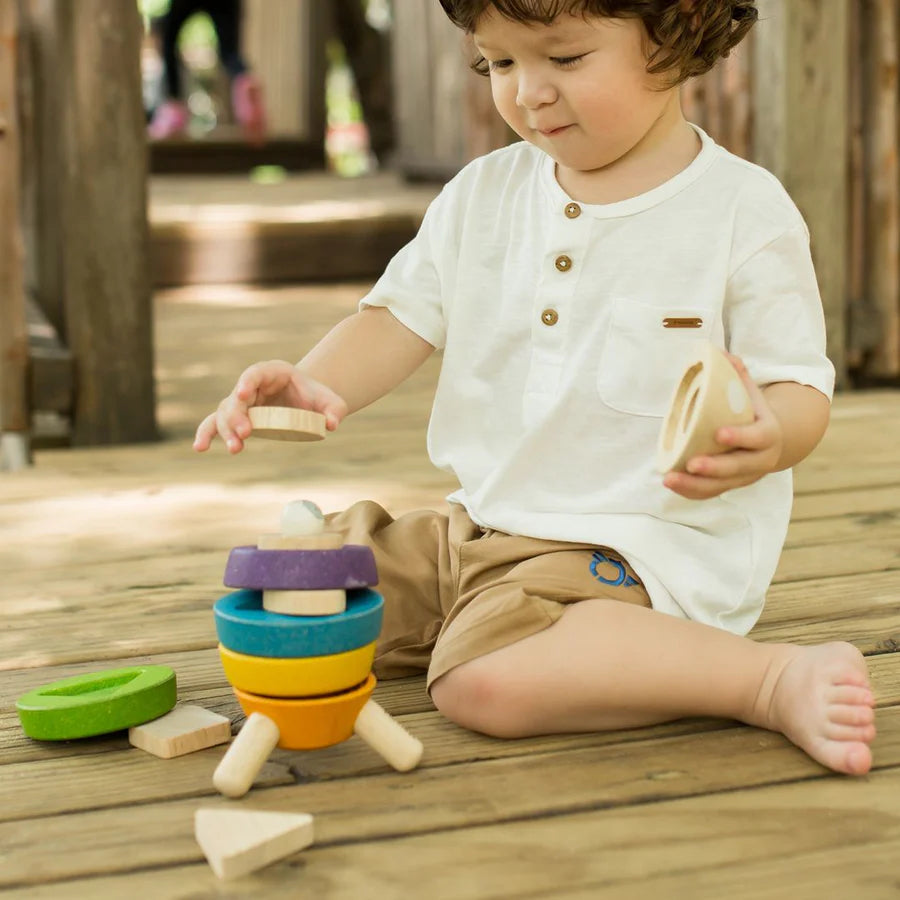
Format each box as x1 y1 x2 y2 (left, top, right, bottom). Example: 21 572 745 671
0 0 898 468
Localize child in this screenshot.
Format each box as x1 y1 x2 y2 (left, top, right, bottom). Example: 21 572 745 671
195 0 876 776
148 0 266 145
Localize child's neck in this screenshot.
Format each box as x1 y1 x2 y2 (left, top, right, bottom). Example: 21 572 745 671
555 106 701 206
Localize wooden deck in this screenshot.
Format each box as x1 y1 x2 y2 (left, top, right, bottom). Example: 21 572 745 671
3 281 900 898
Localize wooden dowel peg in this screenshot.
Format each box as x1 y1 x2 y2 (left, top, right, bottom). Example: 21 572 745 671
213 712 280 798
353 699 424 772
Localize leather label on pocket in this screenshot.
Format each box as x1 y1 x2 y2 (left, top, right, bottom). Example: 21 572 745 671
662 317 704 329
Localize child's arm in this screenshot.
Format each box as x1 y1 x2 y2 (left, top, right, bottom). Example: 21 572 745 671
295 306 435 412
663 354 830 500
194 307 435 454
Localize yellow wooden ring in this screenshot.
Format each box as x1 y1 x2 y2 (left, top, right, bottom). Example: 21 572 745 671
234 674 376 749
218 641 376 697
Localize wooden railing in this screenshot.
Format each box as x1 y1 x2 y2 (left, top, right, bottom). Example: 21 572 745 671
682 4 898 385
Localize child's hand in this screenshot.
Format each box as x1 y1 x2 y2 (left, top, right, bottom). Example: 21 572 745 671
662 354 783 500
193 360 348 454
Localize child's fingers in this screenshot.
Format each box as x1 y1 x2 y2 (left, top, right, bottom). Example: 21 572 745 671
235 360 294 403
685 448 767 480
663 468 754 500
715 420 775 452
307 384 349 431
193 414 218 452
723 353 772 421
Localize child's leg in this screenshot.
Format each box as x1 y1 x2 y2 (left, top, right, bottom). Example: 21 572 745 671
430 599 876 775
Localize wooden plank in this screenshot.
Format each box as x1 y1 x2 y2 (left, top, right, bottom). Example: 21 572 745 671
753 0 849 384
2 555 899 671
5 513 900 591
6 647 898 767
4 750 900 898
559 840 900 900
1 702 898 890
0 0 30 444
792 485 900 520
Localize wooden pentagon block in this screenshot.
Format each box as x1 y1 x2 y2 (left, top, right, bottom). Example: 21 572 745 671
257 532 343 550
248 406 325 442
128 704 232 759
263 588 347 616
195 807 314 880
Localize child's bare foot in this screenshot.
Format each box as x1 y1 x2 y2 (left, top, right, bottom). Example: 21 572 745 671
753 642 876 775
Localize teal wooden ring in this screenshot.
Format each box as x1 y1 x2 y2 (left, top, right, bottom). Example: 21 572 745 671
214 588 383 658
16 666 177 740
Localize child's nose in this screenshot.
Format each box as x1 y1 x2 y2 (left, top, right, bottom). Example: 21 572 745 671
515 70 557 109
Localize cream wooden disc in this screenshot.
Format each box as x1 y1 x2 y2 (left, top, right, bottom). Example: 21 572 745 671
262 589 347 616
248 407 326 442
657 342 754 473
257 532 344 550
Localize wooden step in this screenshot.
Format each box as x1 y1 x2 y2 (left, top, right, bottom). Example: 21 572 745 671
149 170 439 287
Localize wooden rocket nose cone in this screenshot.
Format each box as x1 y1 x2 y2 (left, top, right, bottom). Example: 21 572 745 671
657 342 754 474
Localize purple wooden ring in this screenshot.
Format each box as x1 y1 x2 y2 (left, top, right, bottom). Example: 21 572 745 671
224 545 378 591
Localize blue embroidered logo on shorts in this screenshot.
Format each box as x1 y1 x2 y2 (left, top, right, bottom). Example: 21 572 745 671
590 550 638 587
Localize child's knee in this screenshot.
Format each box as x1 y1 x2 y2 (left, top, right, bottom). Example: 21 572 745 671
431 658 530 738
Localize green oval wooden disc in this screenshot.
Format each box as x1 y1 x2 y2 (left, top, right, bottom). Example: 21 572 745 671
16 666 177 740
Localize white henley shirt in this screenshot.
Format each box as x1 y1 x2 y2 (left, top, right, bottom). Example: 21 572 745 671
361 126 835 634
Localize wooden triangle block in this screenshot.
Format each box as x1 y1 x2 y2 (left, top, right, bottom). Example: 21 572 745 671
194 808 314 880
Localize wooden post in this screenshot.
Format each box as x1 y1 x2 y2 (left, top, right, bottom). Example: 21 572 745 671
0 0 30 469
55 0 157 445
18 0 66 337
862 0 900 377
391 4 511 180
242 0 327 143
752 0 849 386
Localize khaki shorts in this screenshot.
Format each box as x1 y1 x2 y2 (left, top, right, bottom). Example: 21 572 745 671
327 501 651 691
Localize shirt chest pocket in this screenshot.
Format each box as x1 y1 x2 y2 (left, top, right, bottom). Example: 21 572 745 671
597 299 714 417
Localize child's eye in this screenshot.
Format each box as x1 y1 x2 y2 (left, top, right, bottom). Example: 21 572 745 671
552 54 586 68
488 58 514 71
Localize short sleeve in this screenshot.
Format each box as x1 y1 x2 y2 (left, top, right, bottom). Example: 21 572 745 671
724 222 835 399
359 184 457 350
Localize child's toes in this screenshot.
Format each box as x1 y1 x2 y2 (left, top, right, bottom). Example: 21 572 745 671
842 743 874 776
828 703 875 727
824 720 876 742
829 684 874 707
814 737 873 776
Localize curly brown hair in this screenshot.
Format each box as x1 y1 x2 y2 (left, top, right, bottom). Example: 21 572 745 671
438 0 758 86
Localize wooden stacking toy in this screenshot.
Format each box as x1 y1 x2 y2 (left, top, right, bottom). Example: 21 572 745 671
213 500 423 798
657 341 755 474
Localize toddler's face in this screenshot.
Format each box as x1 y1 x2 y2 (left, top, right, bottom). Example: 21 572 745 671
474 11 678 178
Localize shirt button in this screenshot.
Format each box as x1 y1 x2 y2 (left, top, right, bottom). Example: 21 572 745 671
564 202 581 219
555 254 573 272
541 308 559 326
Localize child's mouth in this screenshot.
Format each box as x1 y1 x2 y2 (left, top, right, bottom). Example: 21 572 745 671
538 124 572 137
